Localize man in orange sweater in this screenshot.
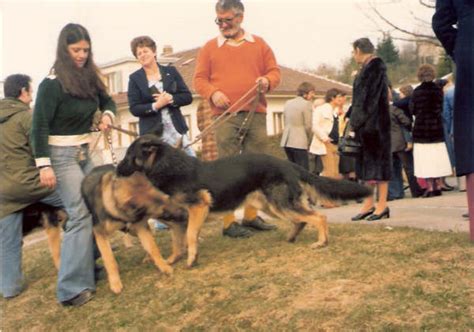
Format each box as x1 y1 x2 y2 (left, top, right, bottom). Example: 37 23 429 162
193 0 281 238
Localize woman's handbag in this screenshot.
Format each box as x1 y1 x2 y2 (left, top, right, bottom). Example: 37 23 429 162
338 123 361 157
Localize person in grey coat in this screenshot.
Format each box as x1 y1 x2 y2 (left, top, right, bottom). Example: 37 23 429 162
280 82 315 170
433 0 474 235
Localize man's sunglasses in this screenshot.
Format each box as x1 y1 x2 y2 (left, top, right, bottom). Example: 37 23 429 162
215 15 240 25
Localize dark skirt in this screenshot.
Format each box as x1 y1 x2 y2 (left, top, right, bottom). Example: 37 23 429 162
339 154 356 174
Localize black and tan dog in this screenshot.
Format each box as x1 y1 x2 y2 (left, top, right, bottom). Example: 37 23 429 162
81 164 188 294
117 133 372 268
22 202 67 269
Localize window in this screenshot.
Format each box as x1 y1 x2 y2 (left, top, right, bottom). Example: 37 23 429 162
273 112 284 135
104 71 122 94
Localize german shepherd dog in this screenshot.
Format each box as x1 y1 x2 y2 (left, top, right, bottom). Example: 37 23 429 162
81 164 188 294
22 202 67 269
117 133 372 268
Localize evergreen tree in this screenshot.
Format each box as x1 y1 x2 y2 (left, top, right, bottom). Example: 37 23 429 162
436 50 454 77
376 34 400 65
337 56 359 85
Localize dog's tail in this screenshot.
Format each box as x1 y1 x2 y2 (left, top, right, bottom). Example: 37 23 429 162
295 166 372 202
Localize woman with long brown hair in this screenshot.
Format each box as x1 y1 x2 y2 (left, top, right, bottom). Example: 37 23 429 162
31 23 116 306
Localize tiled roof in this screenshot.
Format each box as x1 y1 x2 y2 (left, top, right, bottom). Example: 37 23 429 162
170 47 352 96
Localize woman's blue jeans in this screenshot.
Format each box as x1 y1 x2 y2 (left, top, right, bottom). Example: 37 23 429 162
50 144 95 302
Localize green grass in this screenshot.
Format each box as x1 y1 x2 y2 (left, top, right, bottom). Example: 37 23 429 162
2 220 473 331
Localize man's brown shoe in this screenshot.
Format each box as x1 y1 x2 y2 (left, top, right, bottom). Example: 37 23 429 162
242 216 277 231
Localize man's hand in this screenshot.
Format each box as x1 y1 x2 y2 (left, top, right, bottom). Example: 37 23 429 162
256 76 270 92
39 167 56 189
211 91 231 109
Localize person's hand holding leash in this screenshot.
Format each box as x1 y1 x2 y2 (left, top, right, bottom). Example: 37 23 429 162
211 91 231 109
255 76 270 92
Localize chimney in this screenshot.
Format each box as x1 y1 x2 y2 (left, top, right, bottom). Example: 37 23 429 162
161 44 173 56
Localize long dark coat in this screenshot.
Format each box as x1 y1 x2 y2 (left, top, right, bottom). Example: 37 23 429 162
433 0 474 176
411 82 445 143
0 99 55 218
350 57 392 181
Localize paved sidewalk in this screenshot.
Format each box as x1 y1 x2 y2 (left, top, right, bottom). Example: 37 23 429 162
322 190 469 233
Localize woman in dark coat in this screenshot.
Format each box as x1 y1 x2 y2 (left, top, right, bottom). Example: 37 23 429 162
411 65 452 197
128 36 194 156
433 0 474 239
349 38 392 221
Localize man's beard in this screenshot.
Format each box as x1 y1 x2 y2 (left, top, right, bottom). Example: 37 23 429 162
222 27 242 39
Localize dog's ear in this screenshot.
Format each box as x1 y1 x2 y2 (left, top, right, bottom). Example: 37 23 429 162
133 139 160 167
142 144 158 155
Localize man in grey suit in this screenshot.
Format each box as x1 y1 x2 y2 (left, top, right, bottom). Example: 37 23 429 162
280 82 316 169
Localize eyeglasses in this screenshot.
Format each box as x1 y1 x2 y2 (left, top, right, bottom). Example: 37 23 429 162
215 15 239 26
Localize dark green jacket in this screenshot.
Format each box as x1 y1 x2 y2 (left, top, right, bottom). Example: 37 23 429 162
0 98 54 218
31 76 116 159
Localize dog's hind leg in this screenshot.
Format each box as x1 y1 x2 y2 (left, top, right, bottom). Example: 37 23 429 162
185 190 212 268
287 222 307 243
186 204 210 268
167 223 187 265
131 222 173 275
44 225 61 270
296 212 329 249
93 224 123 294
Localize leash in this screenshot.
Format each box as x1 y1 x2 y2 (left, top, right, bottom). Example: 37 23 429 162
106 131 118 166
107 124 139 138
89 128 120 166
183 83 261 149
237 82 262 153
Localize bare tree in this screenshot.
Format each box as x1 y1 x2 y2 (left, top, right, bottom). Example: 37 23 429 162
419 0 435 9
361 0 440 46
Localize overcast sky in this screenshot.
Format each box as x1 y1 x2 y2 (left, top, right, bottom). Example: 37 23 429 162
1 0 434 93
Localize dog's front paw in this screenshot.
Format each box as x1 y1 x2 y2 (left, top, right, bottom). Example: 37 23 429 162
166 254 183 265
160 263 173 275
186 255 198 269
109 279 123 294
310 240 328 249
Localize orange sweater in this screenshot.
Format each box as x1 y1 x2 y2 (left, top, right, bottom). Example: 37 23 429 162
193 35 281 115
